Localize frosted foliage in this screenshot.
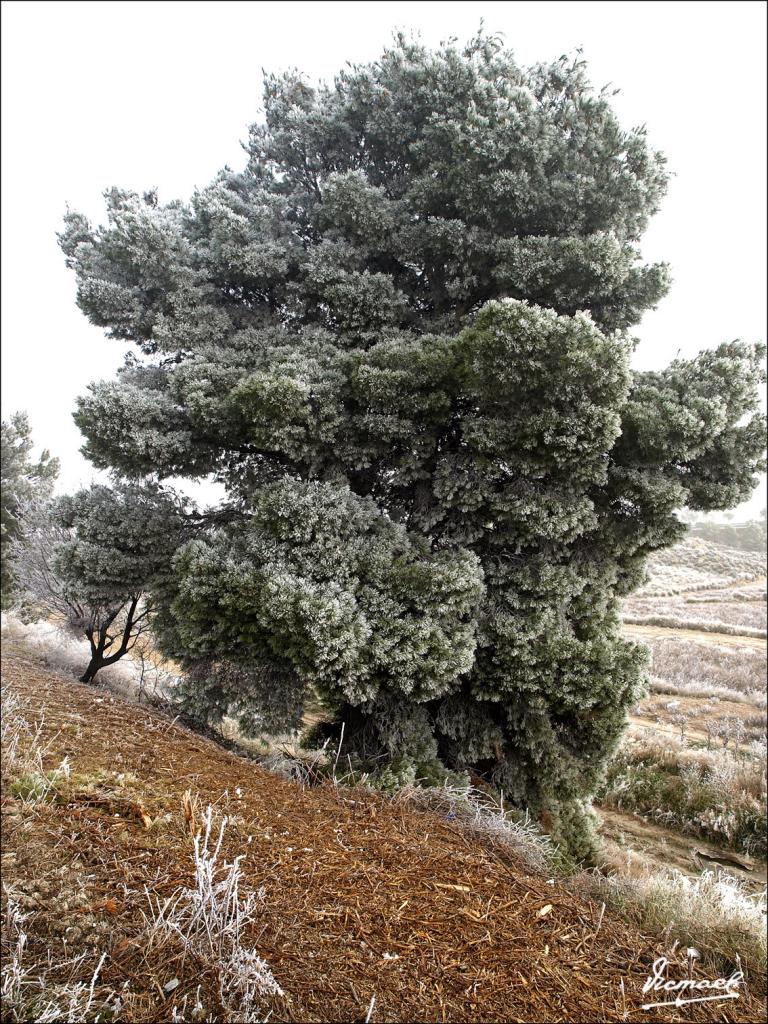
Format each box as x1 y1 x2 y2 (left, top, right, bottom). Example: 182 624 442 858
167 481 483 708
1 413 59 606
9 483 187 684
179 658 306 736
59 34 766 858
150 807 281 1022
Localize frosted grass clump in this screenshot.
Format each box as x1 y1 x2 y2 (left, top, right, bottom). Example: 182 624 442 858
148 806 281 1022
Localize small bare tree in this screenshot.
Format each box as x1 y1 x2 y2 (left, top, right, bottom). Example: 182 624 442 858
670 710 691 743
78 596 153 684
14 501 152 682
12 484 186 685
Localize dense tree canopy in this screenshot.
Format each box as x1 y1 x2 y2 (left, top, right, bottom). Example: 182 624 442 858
59 34 766 858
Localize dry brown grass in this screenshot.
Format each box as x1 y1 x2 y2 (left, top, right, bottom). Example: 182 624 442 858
640 634 767 699
623 595 767 634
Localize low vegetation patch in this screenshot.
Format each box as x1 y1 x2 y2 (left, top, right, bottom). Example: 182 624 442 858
645 635 767 704
623 595 767 634
576 867 767 986
622 611 766 638
598 736 767 857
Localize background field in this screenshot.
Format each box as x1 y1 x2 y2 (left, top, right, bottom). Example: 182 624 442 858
600 536 767 887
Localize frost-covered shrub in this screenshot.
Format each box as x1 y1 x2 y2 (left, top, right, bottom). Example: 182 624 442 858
148 807 281 1023
1 413 58 607
578 868 767 981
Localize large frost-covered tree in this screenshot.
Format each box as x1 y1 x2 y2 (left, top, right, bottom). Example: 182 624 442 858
59 35 765 857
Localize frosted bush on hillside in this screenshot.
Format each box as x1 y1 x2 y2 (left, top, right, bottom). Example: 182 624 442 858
655 870 766 940
158 807 261 958
395 780 556 873
0 414 59 608
600 735 767 855
218 947 283 1021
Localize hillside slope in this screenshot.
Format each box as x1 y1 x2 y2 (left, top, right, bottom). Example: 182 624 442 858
1 646 764 1023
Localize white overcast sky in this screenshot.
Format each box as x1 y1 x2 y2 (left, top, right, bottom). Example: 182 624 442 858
1 0 766 516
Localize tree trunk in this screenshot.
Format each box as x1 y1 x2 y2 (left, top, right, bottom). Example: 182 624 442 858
79 656 104 684
79 596 146 684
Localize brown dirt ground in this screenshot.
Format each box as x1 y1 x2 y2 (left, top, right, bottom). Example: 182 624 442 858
1 645 766 1024
598 808 767 891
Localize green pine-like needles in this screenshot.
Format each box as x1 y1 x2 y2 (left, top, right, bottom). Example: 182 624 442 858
58 34 766 860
